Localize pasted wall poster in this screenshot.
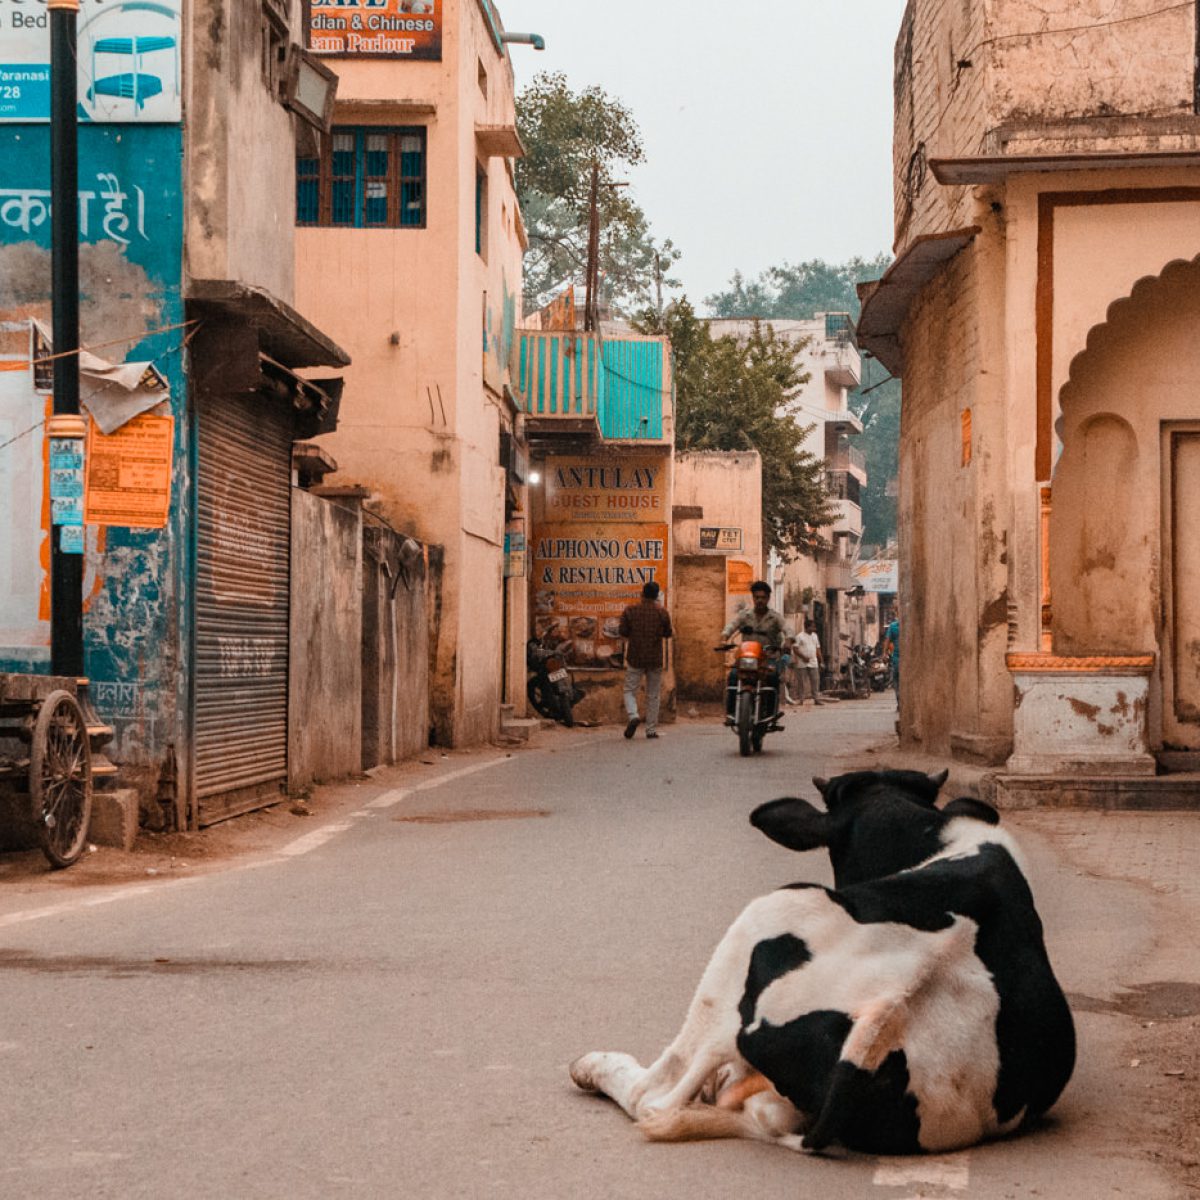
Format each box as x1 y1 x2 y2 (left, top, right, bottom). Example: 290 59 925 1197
531 455 670 669
0 124 183 768
0 0 183 124
304 0 441 60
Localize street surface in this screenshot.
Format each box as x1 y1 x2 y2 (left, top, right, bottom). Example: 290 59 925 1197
0 695 1195 1198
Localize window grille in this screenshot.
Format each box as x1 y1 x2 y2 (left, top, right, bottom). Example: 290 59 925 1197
297 126 427 229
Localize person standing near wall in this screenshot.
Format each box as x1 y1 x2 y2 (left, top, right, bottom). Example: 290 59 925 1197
793 619 824 706
619 582 673 740
884 608 900 707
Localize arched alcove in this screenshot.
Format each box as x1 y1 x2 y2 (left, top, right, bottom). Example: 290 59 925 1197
1050 254 1200 658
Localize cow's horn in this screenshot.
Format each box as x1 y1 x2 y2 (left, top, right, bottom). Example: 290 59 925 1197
929 768 950 788
812 776 829 795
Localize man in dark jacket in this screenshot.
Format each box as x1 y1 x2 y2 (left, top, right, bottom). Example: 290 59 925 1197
618 581 673 740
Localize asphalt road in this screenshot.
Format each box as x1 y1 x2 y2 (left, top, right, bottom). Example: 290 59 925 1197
0 696 1184 1198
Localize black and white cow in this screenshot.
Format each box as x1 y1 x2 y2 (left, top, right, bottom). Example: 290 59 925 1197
570 769 1076 1155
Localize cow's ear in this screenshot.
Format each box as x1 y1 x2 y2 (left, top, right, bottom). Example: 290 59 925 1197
750 797 832 852
928 768 950 790
812 776 830 795
941 797 1000 825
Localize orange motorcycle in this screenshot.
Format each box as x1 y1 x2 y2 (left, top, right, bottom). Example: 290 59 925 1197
715 629 784 757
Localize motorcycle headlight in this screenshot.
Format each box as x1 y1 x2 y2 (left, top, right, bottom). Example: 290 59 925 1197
737 656 759 670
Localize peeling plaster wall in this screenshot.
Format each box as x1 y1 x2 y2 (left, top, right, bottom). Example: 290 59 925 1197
893 0 1200 253
0 125 187 797
289 490 363 787
185 0 300 300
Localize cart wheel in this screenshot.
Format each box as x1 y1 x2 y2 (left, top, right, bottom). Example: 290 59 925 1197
30 690 93 869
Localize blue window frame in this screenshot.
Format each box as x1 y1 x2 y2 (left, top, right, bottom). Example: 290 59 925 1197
296 126 426 229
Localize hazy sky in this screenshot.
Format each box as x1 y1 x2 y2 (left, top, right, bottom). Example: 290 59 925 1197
499 0 909 307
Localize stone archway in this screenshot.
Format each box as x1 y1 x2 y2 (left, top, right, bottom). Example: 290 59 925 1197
1050 254 1200 751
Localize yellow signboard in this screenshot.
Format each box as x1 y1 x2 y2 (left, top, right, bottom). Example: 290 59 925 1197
541 457 667 524
83 413 173 528
532 521 669 668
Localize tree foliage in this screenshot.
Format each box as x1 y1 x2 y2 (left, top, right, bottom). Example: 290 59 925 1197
637 299 835 559
706 254 899 547
515 72 678 313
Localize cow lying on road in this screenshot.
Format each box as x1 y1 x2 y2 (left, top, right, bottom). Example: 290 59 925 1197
570 769 1076 1155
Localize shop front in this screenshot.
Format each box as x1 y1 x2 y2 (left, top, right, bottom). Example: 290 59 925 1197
529 451 673 724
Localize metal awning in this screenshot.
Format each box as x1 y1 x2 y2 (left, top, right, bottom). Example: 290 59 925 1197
186 279 350 369
855 227 981 377
930 150 1200 185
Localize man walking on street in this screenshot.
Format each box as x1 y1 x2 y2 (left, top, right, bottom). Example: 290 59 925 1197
884 608 900 708
619 581 673 740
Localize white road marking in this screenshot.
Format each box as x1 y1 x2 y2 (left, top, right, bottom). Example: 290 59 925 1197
278 821 355 858
365 755 515 810
0 754 517 928
873 1154 970 1191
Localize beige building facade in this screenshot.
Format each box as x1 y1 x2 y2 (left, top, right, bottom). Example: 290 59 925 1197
706 316 866 671
294 0 529 747
672 450 763 701
859 0 1200 784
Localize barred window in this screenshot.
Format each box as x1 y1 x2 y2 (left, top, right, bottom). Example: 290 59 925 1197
296 126 427 229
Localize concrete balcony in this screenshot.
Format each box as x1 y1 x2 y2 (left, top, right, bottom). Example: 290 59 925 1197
828 444 867 483
820 313 861 388
826 469 863 539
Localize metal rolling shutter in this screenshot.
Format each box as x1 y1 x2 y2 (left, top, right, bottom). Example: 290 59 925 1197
194 391 292 824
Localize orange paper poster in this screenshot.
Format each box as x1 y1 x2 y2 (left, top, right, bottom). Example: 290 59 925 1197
304 0 442 60
84 413 174 529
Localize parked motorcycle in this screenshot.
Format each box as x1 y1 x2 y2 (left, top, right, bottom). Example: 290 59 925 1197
839 644 873 700
526 637 584 726
715 629 784 757
867 647 893 692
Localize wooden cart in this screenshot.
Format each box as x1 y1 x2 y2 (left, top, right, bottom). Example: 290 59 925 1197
0 674 94 868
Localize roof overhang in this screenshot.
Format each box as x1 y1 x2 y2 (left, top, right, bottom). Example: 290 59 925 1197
476 124 525 159
855 227 981 377
186 279 350 370
930 149 1200 185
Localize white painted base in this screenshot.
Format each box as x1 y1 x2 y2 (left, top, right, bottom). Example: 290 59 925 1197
1007 666 1156 777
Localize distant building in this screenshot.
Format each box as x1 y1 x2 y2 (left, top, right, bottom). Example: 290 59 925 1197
858 0 1200 793
705 315 866 671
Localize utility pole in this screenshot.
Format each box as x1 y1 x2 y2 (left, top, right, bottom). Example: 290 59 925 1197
48 0 85 678
583 162 600 332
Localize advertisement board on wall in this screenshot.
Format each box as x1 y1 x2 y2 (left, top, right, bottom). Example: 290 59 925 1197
532 456 670 669
853 557 899 593
0 0 182 123
304 0 442 60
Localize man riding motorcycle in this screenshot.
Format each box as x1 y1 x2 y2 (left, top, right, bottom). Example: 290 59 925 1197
720 580 791 723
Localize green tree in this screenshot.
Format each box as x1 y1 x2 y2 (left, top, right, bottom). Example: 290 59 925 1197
515 72 678 313
706 254 900 547
637 299 835 558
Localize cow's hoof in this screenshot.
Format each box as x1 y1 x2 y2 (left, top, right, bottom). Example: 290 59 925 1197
569 1053 602 1092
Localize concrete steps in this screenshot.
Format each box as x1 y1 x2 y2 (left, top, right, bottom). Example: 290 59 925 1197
990 772 1200 811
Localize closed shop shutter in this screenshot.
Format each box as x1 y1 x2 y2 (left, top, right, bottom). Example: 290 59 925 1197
194 391 292 824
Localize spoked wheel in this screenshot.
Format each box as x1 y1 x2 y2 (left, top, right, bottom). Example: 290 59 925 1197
29 690 92 869
736 693 753 758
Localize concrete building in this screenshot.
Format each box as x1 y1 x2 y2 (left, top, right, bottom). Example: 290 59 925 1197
858 0 1200 796
294 0 530 749
519 326 675 724
0 0 355 829
672 450 763 702
705 315 865 671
